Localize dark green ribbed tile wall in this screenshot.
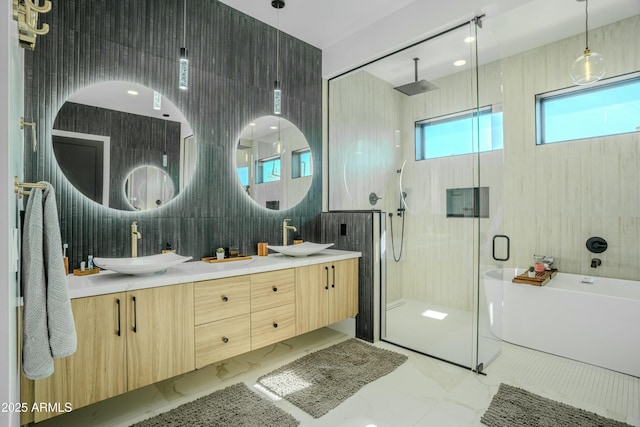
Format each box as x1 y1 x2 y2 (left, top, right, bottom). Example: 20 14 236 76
24 0 322 268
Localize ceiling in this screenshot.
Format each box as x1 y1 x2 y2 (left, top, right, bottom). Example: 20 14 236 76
65 1 638 126
218 0 640 79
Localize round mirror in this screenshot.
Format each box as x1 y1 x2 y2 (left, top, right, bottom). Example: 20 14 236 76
52 81 196 211
236 116 313 210
125 166 175 210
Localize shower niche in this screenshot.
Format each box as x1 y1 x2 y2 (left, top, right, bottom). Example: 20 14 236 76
446 187 489 218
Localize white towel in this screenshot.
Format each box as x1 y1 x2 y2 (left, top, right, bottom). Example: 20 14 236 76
22 183 77 380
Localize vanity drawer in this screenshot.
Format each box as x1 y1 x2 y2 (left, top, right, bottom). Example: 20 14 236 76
250 303 296 350
195 314 251 369
250 269 295 312
194 276 250 325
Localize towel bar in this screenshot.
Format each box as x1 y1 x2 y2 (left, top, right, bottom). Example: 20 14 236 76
14 176 48 198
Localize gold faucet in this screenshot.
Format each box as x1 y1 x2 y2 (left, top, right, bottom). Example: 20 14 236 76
282 218 297 246
131 221 141 257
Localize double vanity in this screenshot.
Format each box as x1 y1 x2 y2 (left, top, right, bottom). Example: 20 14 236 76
20 249 360 424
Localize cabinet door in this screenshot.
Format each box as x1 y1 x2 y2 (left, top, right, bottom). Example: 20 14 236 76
33 293 127 422
295 263 329 334
328 258 359 324
127 283 195 391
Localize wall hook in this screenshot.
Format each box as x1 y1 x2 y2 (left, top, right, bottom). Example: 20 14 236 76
12 0 52 50
20 117 38 152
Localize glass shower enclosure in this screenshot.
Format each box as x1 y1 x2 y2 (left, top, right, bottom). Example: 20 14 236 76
328 18 505 371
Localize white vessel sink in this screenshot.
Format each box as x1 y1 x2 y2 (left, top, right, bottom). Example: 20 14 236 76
267 242 334 257
93 252 193 275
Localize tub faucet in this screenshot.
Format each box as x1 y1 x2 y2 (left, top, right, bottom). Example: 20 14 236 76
131 221 141 258
282 218 297 246
591 258 601 268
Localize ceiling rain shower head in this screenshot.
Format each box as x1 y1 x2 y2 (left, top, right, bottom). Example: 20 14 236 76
393 57 439 96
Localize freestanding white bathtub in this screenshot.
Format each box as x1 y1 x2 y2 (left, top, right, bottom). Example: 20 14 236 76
482 268 640 377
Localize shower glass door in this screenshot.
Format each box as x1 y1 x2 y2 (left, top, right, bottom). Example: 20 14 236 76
327 19 504 371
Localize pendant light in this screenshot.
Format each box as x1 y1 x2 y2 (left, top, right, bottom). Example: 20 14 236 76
179 0 189 90
272 118 286 155
272 0 285 115
162 121 168 167
570 0 605 85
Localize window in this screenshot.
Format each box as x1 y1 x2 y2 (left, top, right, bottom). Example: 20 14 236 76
537 74 640 145
256 157 280 184
236 166 249 187
292 149 312 178
415 106 503 160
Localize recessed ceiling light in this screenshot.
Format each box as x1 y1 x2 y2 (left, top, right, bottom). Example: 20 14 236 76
250 123 256 126
127 90 139 96
270 125 278 130
454 60 466 67
464 36 475 43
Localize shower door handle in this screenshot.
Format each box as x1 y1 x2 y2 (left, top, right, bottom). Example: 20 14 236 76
492 235 510 262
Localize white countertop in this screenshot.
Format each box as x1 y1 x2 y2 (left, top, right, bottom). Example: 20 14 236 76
67 249 361 299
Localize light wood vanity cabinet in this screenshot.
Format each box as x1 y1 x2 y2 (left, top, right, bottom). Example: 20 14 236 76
194 276 251 368
21 284 194 423
250 269 296 349
126 284 195 390
194 269 297 366
27 293 127 423
21 257 358 423
296 258 359 334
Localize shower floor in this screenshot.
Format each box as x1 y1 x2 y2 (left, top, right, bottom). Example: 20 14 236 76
383 298 502 369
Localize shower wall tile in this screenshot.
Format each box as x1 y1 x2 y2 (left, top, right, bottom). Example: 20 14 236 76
329 16 640 317
24 0 322 268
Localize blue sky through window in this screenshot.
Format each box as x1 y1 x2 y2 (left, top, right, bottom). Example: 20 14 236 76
416 108 503 160
539 77 640 144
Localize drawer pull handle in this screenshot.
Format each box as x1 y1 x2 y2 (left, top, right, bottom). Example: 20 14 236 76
222 337 229 343
116 298 121 337
272 286 278 292
132 296 137 333
273 322 278 328
332 265 336 288
222 296 229 302
325 266 329 290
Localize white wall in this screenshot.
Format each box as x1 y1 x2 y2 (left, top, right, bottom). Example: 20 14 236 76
1 2 24 426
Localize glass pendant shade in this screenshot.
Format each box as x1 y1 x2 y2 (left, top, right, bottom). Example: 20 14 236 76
272 140 285 155
179 47 189 90
571 49 605 85
274 80 282 115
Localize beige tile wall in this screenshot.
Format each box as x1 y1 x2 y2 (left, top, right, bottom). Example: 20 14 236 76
502 15 640 279
329 15 640 312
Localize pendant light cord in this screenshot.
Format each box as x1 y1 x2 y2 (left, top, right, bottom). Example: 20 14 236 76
276 9 280 83
183 0 187 46
584 0 589 50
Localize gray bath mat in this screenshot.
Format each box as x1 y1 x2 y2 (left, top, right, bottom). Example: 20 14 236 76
257 338 408 418
481 383 633 427
130 382 299 427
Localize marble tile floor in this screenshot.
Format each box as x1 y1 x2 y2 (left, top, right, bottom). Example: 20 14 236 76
35 328 640 427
